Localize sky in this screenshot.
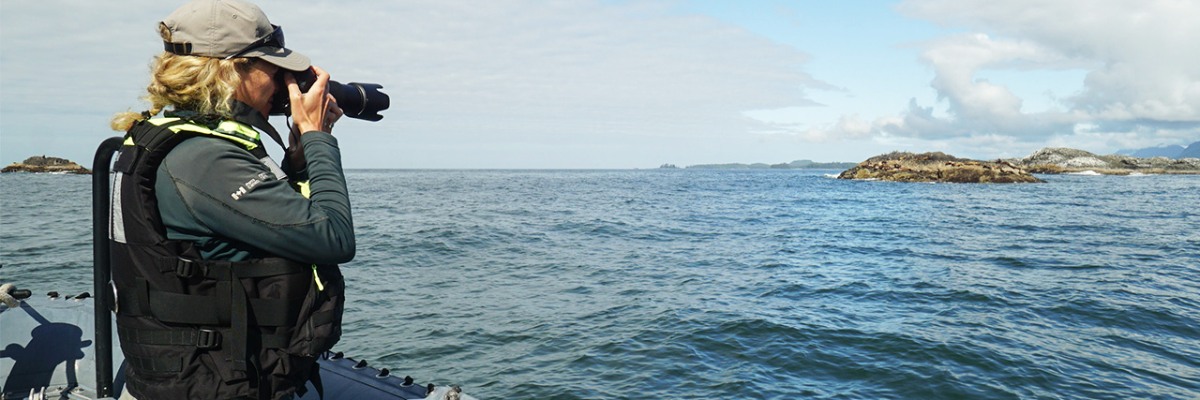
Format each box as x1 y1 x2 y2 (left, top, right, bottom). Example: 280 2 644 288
2 0 1198 169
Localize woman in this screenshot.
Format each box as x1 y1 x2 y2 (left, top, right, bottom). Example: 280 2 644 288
109 0 353 398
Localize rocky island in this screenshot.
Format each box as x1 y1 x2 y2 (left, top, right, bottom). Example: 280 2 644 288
2 156 91 174
1009 148 1200 175
837 152 1043 183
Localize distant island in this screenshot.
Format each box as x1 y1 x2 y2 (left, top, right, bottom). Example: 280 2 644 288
683 159 858 170
2 156 91 174
1009 147 1200 175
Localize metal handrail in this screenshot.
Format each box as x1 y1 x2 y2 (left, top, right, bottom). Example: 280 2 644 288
92 136 123 398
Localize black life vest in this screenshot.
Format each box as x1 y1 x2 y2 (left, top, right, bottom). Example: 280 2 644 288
110 114 344 400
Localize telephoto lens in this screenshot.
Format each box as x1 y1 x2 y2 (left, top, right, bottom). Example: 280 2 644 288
271 69 390 121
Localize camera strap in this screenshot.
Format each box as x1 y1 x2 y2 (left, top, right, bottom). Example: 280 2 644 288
228 101 288 150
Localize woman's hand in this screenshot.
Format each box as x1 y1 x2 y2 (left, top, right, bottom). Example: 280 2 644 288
284 65 341 134
283 94 340 171
323 96 343 133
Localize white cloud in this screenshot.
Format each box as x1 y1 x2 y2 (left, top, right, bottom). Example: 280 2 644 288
1 0 830 167
924 34 1066 120
900 0 1200 120
7 0 1193 166
272 1 837 139
794 0 1200 155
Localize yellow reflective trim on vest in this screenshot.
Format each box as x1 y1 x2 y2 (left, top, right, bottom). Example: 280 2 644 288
123 137 135 146
312 265 325 292
145 117 261 151
166 123 259 151
217 120 260 141
295 180 312 199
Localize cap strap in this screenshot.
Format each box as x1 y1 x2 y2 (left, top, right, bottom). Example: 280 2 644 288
164 41 193 55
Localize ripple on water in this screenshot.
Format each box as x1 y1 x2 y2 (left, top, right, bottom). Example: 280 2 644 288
4 170 1199 399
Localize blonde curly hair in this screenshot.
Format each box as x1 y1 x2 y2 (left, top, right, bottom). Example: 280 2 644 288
111 24 254 131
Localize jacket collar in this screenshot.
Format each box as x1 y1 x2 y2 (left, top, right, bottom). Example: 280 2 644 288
228 100 287 149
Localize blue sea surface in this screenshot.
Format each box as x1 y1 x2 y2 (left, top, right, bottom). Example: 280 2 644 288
2 170 1198 399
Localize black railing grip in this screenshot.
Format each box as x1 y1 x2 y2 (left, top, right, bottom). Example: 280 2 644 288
92 136 123 398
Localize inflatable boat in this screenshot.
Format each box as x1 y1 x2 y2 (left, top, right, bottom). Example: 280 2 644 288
1 138 475 399
1 291 456 399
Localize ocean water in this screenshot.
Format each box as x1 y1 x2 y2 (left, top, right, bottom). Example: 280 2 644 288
2 170 1198 399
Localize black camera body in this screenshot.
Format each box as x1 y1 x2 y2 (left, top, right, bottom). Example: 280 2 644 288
271 69 389 121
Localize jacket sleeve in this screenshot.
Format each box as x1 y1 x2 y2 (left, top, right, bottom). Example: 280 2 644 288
158 133 355 264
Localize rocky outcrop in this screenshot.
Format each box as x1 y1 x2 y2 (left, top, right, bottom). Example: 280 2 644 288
837 152 1043 183
2 156 91 174
1011 148 1200 175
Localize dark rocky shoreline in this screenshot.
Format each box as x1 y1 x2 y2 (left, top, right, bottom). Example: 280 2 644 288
837 152 1043 183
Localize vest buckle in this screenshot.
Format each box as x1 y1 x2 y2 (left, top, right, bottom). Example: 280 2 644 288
175 257 198 278
196 328 221 349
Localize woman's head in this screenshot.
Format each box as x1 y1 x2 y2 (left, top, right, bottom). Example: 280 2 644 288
150 52 252 115
110 52 252 131
112 0 308 131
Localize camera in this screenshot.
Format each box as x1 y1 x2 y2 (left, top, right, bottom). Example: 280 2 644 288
271 69 390 121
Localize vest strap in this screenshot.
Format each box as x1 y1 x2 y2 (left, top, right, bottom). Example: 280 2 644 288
118 286 303 327
126 354 183 374
119 326 222 349
163 257 308 280
310 365 325 400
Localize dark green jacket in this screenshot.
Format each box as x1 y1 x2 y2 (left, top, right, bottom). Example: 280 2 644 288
153 111 354 265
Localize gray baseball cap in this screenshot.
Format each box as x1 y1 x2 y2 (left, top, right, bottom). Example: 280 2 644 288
160 0 310 71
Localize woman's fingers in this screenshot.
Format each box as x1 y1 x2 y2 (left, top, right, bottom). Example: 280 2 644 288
287 66 332 134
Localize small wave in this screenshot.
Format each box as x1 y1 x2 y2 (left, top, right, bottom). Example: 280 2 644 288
823 174 840 179
8 167 1200 399
1066 170 1102 176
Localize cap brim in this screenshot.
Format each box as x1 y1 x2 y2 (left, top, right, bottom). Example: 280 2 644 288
244 46 310 71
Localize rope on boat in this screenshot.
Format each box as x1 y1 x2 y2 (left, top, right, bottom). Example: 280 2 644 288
0 282 18 308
